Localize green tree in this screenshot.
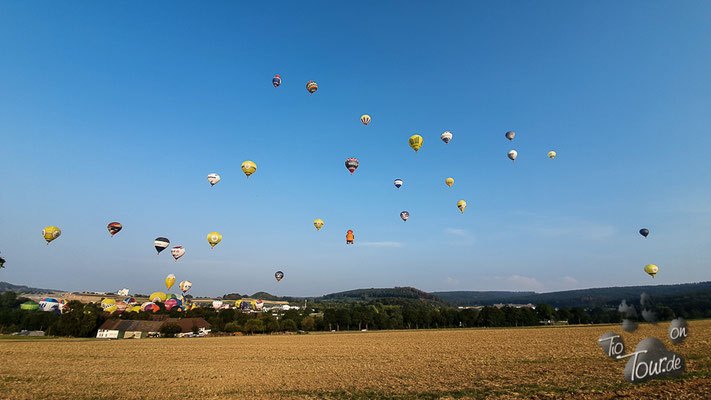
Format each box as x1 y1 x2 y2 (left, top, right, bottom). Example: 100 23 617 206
224 322 241 333
243 319 264 334
160 323 182 338
301 316 315 331
281 319 297 332
536 304 554 323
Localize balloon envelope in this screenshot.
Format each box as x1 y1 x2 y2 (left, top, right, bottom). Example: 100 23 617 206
179 280 192 293
241 161 257 177
171 246 185 261
445 178 454 187
547 151 556 159
306 81 318 94
440 131 452 144
107 222 122 236
154 237 170 255
508 150 518 161
275 271 284 282
639 228 649 238
272 74 281 88
207 232 222 248
457 200 467 213
644 264 659 278
360 114 371 126
505 131 515 141
400 211 410 222
42 226 61 244
394 179 403 188
207 173 221 186
345 158 359 174
165 274 176 290
409 135 423 152
150 292 167 303
314 219 324 230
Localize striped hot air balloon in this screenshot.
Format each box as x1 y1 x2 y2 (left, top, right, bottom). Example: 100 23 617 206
107 222 122 237
306 81 318 94
345 158 359 174
360 115 371 126
272 74 281 88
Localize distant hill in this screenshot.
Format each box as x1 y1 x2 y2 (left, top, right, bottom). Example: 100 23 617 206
432 281 711 308
0 281 58 294
319 287 441 302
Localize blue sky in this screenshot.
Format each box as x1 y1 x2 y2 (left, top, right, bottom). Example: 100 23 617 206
1 1 710 297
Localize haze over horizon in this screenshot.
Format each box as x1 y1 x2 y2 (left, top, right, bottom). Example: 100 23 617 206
1 2 710 298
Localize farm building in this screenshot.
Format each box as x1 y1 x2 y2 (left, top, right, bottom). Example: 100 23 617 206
96 318 210 339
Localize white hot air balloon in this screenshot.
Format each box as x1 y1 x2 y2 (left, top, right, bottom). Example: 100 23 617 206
508 150 518 161
171 246 185 261
207 173 221 187
440 131 452 144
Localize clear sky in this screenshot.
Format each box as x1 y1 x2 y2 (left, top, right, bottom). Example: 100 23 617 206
1 1 710 297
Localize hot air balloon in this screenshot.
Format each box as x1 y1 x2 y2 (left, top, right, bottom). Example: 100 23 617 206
141 302 159 312
409 135 423 153
400 211 410 222
441 131 452 144
505 131 515 141
394 179 403 189
345 157 359 174
207 173 221 187
165 274 176 290
207 232 222 249
508 150 518 161
150 292 167 303
639 228 649 238
346 230 354 244
154 237 170 255
241 161 257 178
547 151 556 159
115 301 128 314
39 298 60 313
20 301 39 311
107 222 122 237
314 219 324 230
100 298 116 310
165 298 179 310
166 293 177 301
212 299 223 310
171 246 185 261
179 280 192 294
360 115 371 126
644 264 659 278
42 226 61 245
124 297 136 305
275 271 284 282
306 81 318 94
272 74 281 88
445 178 454 187
457 200 467 213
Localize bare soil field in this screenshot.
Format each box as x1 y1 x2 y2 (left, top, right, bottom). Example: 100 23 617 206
1 320 709 399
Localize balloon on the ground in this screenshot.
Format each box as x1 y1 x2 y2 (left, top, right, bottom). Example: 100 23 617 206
164 298 178 310
457 200 467 213
166 293 177 301
346 229 354 244
314 219 324 230
345 157 359 174
171 246 185 261
150 292 167 303
115 301 128 314
42 226 61 245
39 298 60 313
207 232 222 249
154 237 170 255
107 222 122 237
445 178 454 187
179 280 192 293
141 302 159 312
165 274 176 290
20 301 39 311
639 228 649 238
400 211 410 222
207 173 221 186
272 74 281 88
548 151 556 159
394 179 403 189
306 81 318 94
128 305 141 313
100 298 116 310
441 131 452 144
409 135 423 152
275 271 284 282
212 299 223 310
505 131 515 141
360 115 371 126
241 161 257 178
124 297 136 305
508 150 518 161
644 264 659 278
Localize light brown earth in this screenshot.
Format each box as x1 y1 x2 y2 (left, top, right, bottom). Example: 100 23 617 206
1 320 709 399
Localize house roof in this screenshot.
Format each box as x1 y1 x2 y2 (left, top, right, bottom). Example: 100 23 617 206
98 317 210 333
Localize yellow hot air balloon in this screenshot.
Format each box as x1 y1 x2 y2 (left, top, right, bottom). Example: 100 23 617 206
150 292 167 303
100 298 116 310
42 226 61 245
207 232 222 249
548 151 556 159
241 161 257 178
165 274 176 290
644 264 659 278
457 200 467 213
409 135 423 153
360 114 371 126
314 219 324 230
445 178 454 188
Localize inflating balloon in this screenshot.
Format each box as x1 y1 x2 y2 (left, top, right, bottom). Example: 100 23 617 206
107 222 122 237
505 131 515 141
241 161 257 178
212 299 223 310
409 135 423 152
42 226 61 245
314 219 324 230
207 173 221 186
306 81 318 94
165 274 176 290
275 271 284 282
360 115 371 126
154 237 170 255
400 211 410 222
441 131 452 144
457 200 467 213
547 151 556 159
171 246 185 261
207 232 222 249
394 179 403 189
150 292 167 303
508 150 518 161
645 264 659 278
445 178 454 187
272 74 281 88
639 228 649 238
345 157 359 174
